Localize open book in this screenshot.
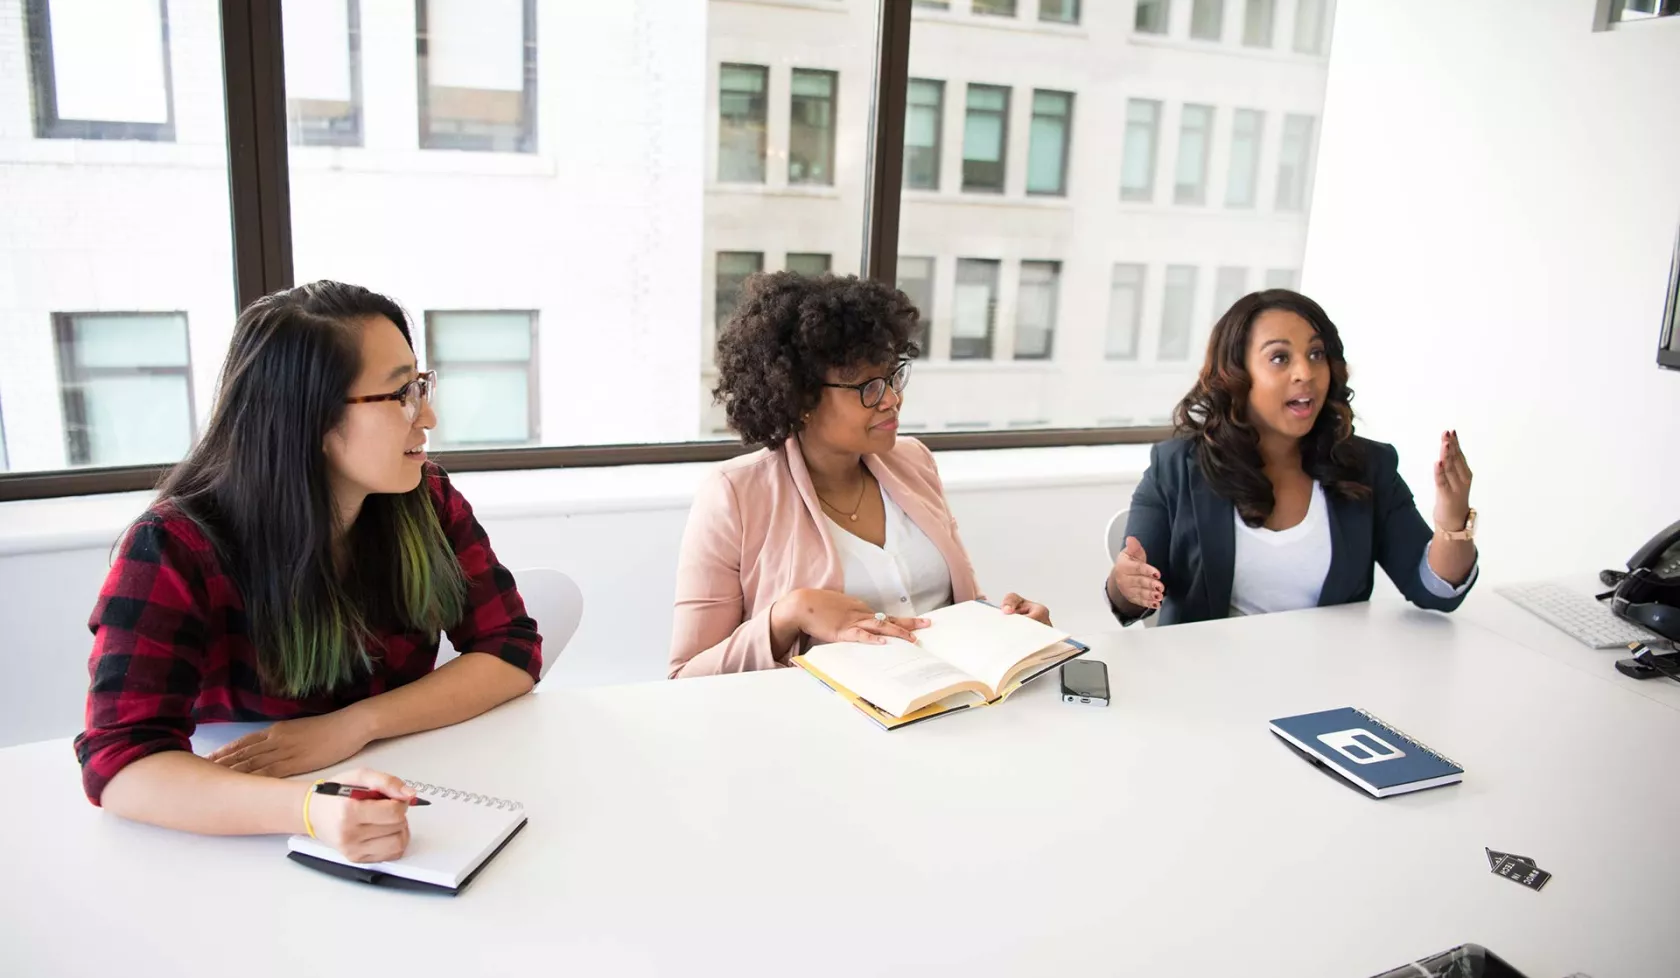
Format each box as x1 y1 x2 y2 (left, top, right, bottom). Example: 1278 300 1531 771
286 780 527 895
793 600 1089 729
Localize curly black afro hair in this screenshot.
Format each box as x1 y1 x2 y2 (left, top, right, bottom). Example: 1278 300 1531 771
713 271 921 447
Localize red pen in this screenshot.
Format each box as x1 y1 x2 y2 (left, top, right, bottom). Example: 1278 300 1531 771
314 781 430 806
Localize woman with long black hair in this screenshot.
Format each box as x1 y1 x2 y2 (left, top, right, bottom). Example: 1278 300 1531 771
74 281 541 862
1105 289 1479 626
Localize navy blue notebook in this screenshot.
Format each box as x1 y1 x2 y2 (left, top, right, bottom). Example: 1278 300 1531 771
1269 707 1463 798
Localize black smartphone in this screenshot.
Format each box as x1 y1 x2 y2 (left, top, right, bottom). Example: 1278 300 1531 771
1060 659 1109 707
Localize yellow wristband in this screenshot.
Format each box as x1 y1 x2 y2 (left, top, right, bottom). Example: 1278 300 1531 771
302 779 327 839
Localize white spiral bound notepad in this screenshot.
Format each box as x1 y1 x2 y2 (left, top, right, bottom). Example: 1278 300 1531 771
287 780 528 894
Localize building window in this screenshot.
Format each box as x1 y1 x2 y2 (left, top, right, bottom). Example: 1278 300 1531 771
1120 99 1161 203
1275 113 1316 211
1135 0 1170 34
416 0 537 153
1214 266 1248 319
973 0 1018 16
719 64 768 183
716 252 764 328
1612 0 1680 22
1024 90 1074 197
284 0 362 147
24 0 174 141
54 312 194 467
962 84 1010 194
897 257 936 351
1265 268 1298 289
953 259 1000 359
789 69 837 186
1106 265 1147 360
1040 0 1080 24
1015 261 1061 360
1159 266 1198 361
1174 104 1213 205
1293 0 1330 54
1190 0 1225 39
425 311 537 447
786 253 832 276
912 0 950 8
905 79 944 191
1225 109 1263 207
1243 0 1275 47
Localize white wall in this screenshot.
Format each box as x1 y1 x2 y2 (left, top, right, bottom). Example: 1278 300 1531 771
1303 0 1680 581
0 446 1145 748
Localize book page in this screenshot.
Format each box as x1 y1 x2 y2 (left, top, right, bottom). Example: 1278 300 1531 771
800 639 988 718
288 793 524 889
915 601 1072 694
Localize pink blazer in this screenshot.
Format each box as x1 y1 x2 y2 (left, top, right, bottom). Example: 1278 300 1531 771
669 436 983 678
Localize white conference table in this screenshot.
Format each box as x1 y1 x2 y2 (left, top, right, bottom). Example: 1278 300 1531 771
4 602 1678 978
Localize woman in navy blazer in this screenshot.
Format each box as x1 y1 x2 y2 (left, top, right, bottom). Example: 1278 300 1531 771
1106 289 1479 626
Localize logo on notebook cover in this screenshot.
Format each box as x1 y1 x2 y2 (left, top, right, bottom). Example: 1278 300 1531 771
1316 728 1405 765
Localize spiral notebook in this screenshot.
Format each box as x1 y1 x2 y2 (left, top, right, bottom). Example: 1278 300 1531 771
286 780 527 895
1269 707 1463 798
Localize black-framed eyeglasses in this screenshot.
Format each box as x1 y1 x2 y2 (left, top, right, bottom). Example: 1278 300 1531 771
345 370 436 424
822 360 911 409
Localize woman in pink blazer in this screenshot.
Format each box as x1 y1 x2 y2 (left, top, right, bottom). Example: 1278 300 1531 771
669 273 1052 679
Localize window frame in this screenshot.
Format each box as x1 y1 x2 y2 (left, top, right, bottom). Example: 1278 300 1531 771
1013 260 1062 361
904 77 944 191
1026 89 1074 197
718 62 770 184
423 310 541 449
961 83 1011 194
0 0 1176 502
788 68 839 187
287 0 364 148
52 311 197 468
1120 98 1162 203
415 0 539 154
24 0 177 142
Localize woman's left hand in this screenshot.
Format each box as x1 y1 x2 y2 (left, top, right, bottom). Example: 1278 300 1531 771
1000 593 1053 626
208 710 372 779
1432 429 1473 531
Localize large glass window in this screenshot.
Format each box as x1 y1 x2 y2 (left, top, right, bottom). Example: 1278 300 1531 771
897 257 936 350
962 84 1010 193
1174 104 1213 205
55 313 195 467
1294 0 1330 54
25 0 174 141
786 253 833 276
718 64 768 183
1026 90 1073 197
952 259 1000 360
417 0 536 153
1120 99 1161 203
1040 0 1080 25
715 252 764 329
1243 0 1276 47
973 0 1018 16
283 0 361 147
1225 109 1263 208
789 69 837 186
425 311 537 448
1106 265 1146 360
905 79 944 191
1190 0 1225 40
1135 0 1170 34
1213 266 1249 319
1276 114 1317 211
1158 266 1199 361
1014 261 1061 360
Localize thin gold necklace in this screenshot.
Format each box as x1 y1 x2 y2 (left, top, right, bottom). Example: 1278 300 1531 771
814 471 870 523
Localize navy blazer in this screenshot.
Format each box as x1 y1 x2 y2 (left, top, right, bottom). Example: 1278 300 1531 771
1112 436 1474 626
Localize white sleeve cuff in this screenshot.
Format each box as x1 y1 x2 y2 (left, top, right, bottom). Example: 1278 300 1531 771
1419 542 1478 598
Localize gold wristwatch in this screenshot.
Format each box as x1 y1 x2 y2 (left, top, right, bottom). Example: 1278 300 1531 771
1437 508 1476 541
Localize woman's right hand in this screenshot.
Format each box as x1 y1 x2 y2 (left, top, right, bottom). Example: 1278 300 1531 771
305 767 413 863
1110 536 1164 612
773 588 928 646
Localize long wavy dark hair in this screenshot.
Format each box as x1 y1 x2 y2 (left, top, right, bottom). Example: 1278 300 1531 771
1174 288 1369 527
152 281 466 696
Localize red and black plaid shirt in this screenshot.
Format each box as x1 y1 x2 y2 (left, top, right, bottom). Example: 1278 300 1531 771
74 464 542 804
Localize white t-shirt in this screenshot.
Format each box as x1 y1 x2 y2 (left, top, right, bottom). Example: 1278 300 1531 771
824 485 954 618
1230 482 1331 617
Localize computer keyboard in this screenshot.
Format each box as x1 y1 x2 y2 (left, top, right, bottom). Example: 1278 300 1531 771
1496 582 1663 649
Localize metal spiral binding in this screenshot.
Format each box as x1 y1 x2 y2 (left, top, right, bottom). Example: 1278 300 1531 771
402 780 526 812
1353 708 1462 770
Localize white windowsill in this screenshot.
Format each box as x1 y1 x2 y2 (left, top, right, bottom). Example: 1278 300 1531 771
0 444 1153 558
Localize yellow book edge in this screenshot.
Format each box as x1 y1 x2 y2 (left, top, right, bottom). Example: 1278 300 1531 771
792 640 1090 731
